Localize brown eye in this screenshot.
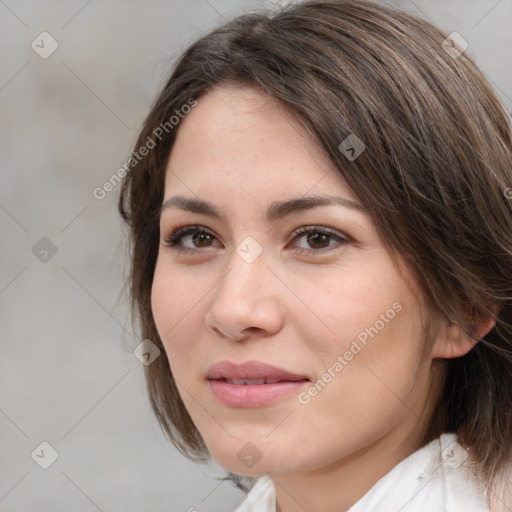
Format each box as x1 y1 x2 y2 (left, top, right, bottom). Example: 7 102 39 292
163 226 221 250
191 232 214 247
305 232 331 249
290 226 348 254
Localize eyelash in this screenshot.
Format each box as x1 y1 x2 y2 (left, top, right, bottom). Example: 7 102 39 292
162 225 349 255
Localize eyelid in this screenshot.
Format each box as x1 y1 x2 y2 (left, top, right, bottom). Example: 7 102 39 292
288 225 348 243
288 226 349 254
162 225 220 251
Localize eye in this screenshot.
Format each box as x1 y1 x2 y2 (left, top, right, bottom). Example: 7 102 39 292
161 224 349 254
162 225 220 251
289 226 348 254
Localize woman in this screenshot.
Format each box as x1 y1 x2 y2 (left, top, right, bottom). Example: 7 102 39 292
118 1 512 510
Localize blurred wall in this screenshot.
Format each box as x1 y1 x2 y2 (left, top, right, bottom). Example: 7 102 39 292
1 1 510 511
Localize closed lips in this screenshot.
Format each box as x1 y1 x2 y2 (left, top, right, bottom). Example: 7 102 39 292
207 361 311 407
206 361 310 383
222 377 309 385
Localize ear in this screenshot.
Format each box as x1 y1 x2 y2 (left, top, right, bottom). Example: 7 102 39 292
431 306 499 359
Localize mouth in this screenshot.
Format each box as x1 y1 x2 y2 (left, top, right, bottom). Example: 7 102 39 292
216 377 309 385
206 361 310 407
206 360 310 382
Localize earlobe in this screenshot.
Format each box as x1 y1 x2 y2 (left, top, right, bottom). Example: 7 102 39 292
431 311 497 359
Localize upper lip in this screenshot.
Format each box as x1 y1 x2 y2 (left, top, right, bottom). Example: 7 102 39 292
206 361 310 381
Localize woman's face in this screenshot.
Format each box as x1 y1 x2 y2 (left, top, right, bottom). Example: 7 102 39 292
151 84 446 476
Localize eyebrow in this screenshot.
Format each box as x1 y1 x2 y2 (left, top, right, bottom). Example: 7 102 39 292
160 194 365 223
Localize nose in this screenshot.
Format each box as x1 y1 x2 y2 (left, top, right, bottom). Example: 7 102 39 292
205 250 285 341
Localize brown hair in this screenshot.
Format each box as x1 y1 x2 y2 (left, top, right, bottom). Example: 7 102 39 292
118 0 512 496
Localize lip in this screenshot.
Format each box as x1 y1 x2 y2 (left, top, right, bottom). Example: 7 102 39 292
206 360 309 381
206 360 310 408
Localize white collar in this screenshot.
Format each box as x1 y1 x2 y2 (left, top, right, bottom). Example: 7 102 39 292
234 433 489 512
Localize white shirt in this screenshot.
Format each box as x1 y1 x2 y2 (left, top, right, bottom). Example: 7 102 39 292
233 433 490 512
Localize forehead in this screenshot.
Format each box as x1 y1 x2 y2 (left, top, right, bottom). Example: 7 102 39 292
164 85 358 204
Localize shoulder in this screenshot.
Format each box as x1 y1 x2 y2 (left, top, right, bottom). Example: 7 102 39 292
349 433 489 511
489 460 512 512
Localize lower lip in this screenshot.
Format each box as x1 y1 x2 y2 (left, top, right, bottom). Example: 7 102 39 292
208 379 309 407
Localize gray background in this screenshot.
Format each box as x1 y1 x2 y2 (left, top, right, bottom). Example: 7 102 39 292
1 0 511 511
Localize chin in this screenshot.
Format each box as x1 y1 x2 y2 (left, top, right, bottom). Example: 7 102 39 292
205 438 289 476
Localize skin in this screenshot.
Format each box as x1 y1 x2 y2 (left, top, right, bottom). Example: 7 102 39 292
151 84 494 512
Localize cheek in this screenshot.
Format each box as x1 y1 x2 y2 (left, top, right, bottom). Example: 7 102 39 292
150 261 204 359
297 265 426 402
151 264 176 339
315 296 425 414
292 305 427 468
289 263 404 352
